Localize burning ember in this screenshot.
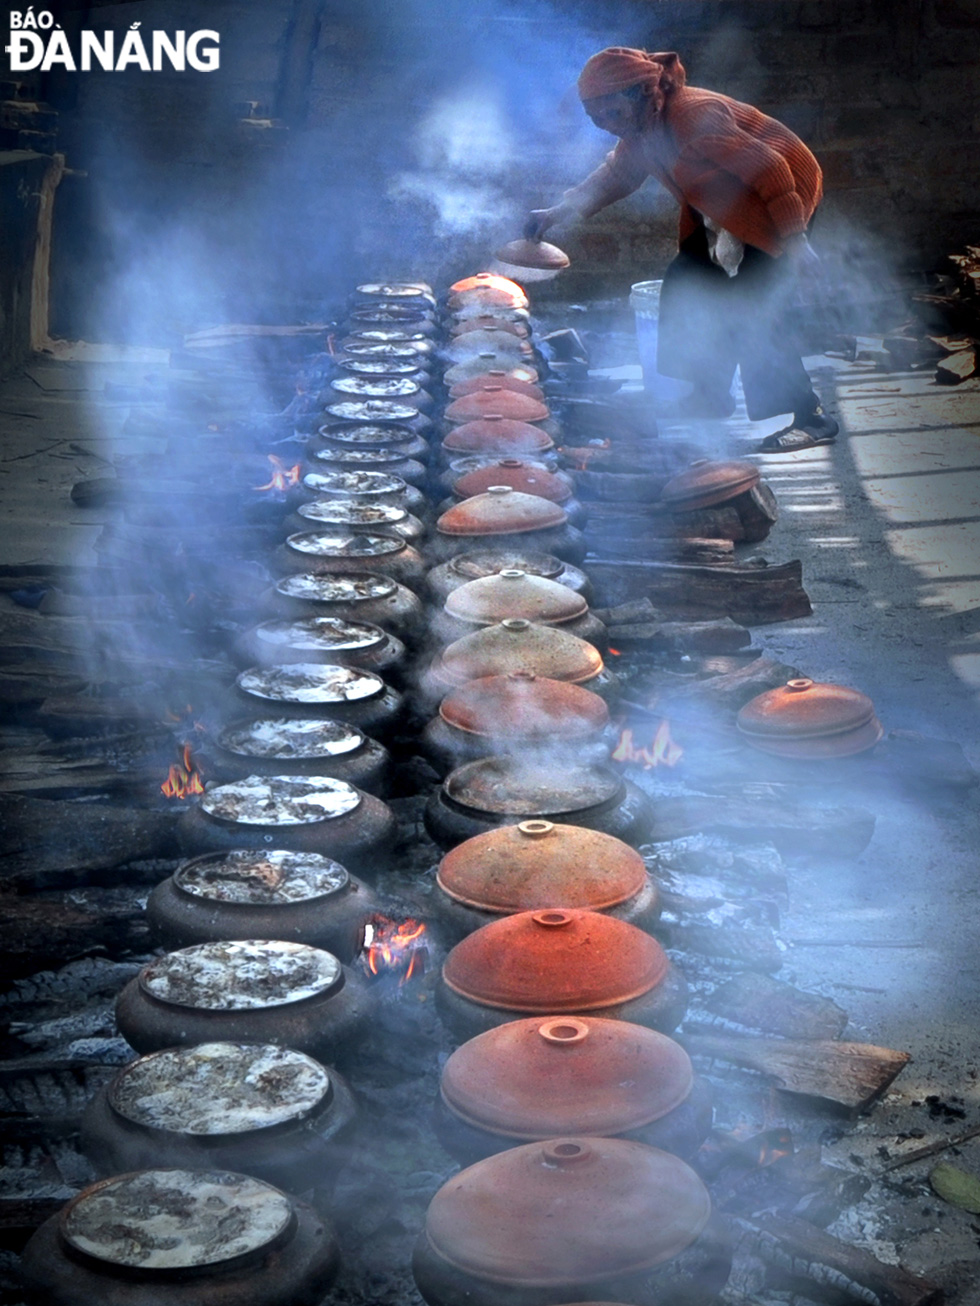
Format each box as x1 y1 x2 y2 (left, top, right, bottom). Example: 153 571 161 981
558 439 611 472
612 721 683 770
161 743 205 799
255 454 302 492
362 914 427 984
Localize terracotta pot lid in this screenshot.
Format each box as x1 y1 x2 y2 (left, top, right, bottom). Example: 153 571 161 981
108 1041 333 1136
442 419 554 456
437 489 566 537
443 358 540 387
439 620 602 685
437 817 642 912
316 422 417 447
139 939 345 1011
444 331 534 364
736 677 883 758
444 757 623 820
445 390 549 425
447 549 565 581
660 458 761 510
442 906 668 1012
450 317 530 340
453 461 572 504
175 849 350 905
236 663 385 706
440 1016 691 1136
445 570 585 624
60 1170 296 1272
448 272 529 303
424 1137 710 1284
439 674 607 741
494 238 571 270
297 499 408 528
302 470 406 498
449 373 546 402
285 531 406 560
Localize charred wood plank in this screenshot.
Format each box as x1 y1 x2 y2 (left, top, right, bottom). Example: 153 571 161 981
650 793 875 858
0 893 151 980
649 657 803 716
935 347 977 384
668 922 784 971
585 559 812 625
704 973 849 1040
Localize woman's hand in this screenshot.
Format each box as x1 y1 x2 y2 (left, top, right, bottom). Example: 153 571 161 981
523 205 575 240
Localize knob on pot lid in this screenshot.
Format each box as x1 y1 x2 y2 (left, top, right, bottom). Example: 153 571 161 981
442 907 668 1012
445 390 549 425
660 458 761 510
424 1138 710 1284
445 569 585 624
437 817 643 912
440 1016 691 1137
438 620 602 685
59 1169 296 1272
449 372 546 401
442 419 554 456
437 489 567 537
438 675 608 741
453 460 573 504
736 678 883 758
443 357 540 386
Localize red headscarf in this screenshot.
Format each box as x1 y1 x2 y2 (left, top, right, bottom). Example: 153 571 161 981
577 47 686 112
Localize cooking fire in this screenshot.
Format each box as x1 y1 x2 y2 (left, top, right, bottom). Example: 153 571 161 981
362 914 428 984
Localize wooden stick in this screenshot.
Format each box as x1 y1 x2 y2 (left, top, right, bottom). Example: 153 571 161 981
880 1122 980 1173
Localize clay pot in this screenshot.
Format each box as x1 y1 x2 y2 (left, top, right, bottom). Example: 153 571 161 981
736 677 884 758
451 458 575 504
432 817 660 937
204 717 390 794
424 621 613 703
283 499 426 546
413 1139 730 1306
234 618 405 681
146 848 377 958
447 272 529 309
435 569 605 648
448 372 545 401
295 469 427 517
327 375 433 411
234 664 403 736
81 1042 358 1192
312 421 429 463
175 775 396 876
436 907 686 1039
273 532 426 587
659 458 760 510
424 756 652 852
308 445 427 488
435 1016 711 1163
444 389 549 426
438 454 560 496
261 572 424 641
431 490 585 566
21 1169 341 1306
115 939 376 1063
426 549 591 604
449 316 530 340
443 357 540 388
441 417 554 459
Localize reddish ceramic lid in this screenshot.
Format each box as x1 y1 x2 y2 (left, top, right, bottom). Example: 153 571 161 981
437 488 566 537
445 390 549 425
494 238 571 270
424 1137 711 1284
438 675 608 740
449 373 545 402
450 317 530 340
659 458 760 510
442 908 668 1012
445 570 585 624
437 818 643 913
453 460 573 504
445 330 535 363
443 358 540 387
438 620 602 685
736 677 883 758
440 1016 691 1137
448 273 529 306
442 419 554 456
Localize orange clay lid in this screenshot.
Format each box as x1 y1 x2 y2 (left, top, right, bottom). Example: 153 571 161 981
437 488 566 536
441 907 668 1012
448 372 546 402
438 674 607 740
437 818 644 913
453 460 572 504
442 419 554 456
445 570 585 625
437 620 602 685
445 389 550 425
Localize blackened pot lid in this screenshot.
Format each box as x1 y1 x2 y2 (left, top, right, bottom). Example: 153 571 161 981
216 717 365 759
317 422 417 446
252 616 386 652
175 849 351 904
108 1042 333 1136
448 548 564 580
325 400 419 423
285 531 405 558
138 940 344 1011
330 376 421 398
200 775 361 825
302 470 406 496
445 756 622 817
355 281 433 298
274 572 398 603
237 663 384 705
297 500 408 527
313 446 414 465
341 341 423 358
340 358 422 376
60 1169 295 1271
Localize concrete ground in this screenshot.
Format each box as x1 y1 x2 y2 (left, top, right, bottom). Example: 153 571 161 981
2 340 980 1295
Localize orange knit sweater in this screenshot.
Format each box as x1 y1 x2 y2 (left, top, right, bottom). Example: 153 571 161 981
562 85 823 257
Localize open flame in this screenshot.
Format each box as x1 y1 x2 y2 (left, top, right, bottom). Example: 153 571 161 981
612 721 683 770
255 454 301 492
161 743 205 799
362 914 427 985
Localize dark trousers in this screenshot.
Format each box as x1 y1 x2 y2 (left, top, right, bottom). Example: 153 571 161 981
657 226 816 422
